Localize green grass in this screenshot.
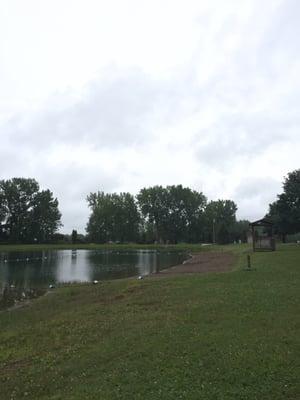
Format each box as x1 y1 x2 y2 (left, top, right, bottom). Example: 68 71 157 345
0 244 299 399
0 242 209 253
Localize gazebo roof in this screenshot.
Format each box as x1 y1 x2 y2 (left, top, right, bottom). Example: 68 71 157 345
249 218 273 227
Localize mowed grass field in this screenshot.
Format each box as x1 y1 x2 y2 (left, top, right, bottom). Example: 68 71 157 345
0 244 299 399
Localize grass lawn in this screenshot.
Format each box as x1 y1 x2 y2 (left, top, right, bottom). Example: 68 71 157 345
0 244 299 399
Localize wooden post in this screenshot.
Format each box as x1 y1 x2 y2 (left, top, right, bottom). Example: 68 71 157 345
251 225 255 252
271 225 275 251
247 254 251 270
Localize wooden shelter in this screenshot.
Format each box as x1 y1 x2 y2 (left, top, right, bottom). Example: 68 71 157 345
250 218 276 252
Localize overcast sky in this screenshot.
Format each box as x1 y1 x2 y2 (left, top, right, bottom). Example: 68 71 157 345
0 0 299 233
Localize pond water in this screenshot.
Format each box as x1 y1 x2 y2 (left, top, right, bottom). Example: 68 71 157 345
0 249 187 310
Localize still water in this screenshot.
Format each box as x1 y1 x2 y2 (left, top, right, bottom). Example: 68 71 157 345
0 249 187 309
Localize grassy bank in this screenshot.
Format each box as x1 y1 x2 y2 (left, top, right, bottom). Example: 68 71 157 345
0 242 210 253
0 245 299 399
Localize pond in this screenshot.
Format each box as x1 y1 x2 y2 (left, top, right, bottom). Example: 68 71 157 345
0 249 187 310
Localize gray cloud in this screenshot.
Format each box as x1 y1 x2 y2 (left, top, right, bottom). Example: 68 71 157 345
1 68 199 233
1 0 299 232
233 177 283 221
2 68 198 156
194 111 297 170
191 0 300 171
3 70 157 151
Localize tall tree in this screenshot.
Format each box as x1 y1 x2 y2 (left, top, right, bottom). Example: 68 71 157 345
204 200 237 244
166 185 207 243
0 178 62 243
0 178 39 242
137 185 207 243
136 186 169 242
71 229 78 244
29 190 62 242
86 191 140 243
267 169 300 241
231 219 250 243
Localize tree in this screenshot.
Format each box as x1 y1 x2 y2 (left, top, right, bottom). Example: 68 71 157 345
267 169 300 241
86 191 140 243
166 185 207 243
136 186 169 243
137 185 207 243
71 229 78 244
231 219 250 243
0 178 62 243
204 200 237 244
29 190 62 242
0 178 39 242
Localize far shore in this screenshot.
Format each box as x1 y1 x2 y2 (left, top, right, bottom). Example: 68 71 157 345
0 242 233 253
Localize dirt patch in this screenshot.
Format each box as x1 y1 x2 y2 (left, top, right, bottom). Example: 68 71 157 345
152 251 235 277
110 285 144 302
1 358 32 374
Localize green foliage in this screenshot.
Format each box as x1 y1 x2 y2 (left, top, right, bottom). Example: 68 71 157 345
0 178 61 243
204 200 238 244
230 219 250 242
136 185 169 242
86 191 140 243
87 185 245 244
137 185 207 243
30 190 62 242
71 229 78 244
267 169 300 240
286 232 300 243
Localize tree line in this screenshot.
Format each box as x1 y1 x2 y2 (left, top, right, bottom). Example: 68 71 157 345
0 178 61 243
1 170 299 244
267 169 300 242
86 186 249 244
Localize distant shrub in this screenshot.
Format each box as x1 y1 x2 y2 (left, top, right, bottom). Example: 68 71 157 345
286 232 300 243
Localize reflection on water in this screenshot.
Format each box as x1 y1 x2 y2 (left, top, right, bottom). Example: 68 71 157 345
56 250 92 283
0 249 187 310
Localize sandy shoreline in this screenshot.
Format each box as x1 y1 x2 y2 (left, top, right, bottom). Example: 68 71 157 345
151 251 235 277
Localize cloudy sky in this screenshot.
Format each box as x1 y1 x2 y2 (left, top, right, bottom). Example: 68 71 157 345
0 0 299 233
